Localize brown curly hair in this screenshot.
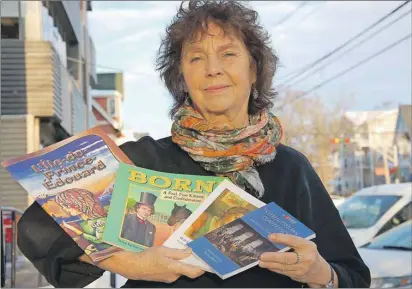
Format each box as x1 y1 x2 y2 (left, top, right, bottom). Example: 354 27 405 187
55 188 106 219
156 0 279 118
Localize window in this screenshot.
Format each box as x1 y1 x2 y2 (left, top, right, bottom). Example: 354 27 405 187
108 97 116 117
1 18 19 39
367 220 412 250
338 195 401 229
376 202 412 237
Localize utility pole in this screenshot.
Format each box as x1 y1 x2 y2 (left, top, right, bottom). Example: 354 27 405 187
382 147 391 184
81 0 91 129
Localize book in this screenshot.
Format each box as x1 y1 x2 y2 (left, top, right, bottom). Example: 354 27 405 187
163 179 266 271
102 163 225 252
1 127 133 262
187 202 316 279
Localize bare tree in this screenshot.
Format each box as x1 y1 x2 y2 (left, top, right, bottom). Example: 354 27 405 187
273 90 354 192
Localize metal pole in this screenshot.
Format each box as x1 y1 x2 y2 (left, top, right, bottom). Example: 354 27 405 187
383 147 391 184
339 134 344 194
368 129 375 186
1 210 5 288
11 211 17 288
81 0 91 129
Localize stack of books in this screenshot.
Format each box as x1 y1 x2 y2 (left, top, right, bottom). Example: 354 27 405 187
2 127 315 279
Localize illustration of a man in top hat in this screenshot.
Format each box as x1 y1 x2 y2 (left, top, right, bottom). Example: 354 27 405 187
121 192 157 247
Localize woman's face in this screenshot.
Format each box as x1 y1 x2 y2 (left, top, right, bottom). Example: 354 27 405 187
181 22 257 124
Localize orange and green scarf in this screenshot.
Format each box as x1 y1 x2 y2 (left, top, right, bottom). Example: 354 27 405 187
171 100 283 198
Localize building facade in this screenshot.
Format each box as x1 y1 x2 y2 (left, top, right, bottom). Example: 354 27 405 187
91 72 125 143
332 109 400 196
394 105 412 182
0 1 96 210
91 72 150 145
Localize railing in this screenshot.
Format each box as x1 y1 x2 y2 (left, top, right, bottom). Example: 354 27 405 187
1 207 48 288
71 78 87 135
1 206 120 287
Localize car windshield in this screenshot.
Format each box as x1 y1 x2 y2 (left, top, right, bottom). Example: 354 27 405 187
338 195 401 229
366 221 412 250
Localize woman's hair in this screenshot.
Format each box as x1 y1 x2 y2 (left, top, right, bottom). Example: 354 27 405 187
55 188 106 219
156 0 279 117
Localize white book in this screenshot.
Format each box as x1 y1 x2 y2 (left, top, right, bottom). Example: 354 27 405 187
163 179 266 271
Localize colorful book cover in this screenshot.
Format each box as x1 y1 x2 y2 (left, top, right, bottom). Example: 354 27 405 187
187 202 316 279
102 163 225 252
1 126 134 262
163 180 266 270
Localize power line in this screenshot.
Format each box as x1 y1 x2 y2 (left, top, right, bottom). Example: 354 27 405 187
274 1 308 27
290 2 326 28
287 8 412 87
276 2 327 34
282 33 411 106
278 1 411 84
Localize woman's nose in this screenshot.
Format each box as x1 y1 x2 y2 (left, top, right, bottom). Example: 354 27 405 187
205 56 223 77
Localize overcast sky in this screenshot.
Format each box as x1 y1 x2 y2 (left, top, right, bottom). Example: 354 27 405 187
88 1 412 139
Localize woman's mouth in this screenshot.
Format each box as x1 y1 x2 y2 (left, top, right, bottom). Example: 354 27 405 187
205 85 230 93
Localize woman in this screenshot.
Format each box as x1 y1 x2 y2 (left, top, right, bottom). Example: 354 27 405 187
17 0 370 288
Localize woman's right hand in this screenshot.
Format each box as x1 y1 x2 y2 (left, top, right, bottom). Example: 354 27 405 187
80 246 205 283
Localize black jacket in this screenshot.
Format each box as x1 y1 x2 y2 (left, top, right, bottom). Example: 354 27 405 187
16 136 371 288
121 214 156 247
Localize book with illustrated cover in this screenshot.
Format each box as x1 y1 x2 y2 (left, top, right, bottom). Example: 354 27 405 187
187 202 316 279
163 180 266 271
102 163 225 252
1 127 133 262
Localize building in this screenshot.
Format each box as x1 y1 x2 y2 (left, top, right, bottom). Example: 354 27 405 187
91 72 150 145
91 72 125 143
332 109 400 196
0 1 96 210
394 105 412 182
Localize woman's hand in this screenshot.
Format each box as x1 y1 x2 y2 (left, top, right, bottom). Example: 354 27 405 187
81 246 205 283
258 234 338 288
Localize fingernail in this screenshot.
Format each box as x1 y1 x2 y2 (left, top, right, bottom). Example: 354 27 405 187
184 247 192 253
269 234 276 240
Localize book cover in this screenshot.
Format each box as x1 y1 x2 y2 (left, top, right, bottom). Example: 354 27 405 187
163 180 266 270
187 202 316 279
102 163 225 252
1 126 133 262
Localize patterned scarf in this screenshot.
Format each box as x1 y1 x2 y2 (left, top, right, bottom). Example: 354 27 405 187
171 100 283 198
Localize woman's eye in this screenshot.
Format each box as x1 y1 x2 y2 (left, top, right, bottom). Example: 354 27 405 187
190 57 201 63
224 52 236 58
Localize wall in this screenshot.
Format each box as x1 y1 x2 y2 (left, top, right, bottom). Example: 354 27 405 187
23 1 43 40
0 115 40 211
0 1 19 17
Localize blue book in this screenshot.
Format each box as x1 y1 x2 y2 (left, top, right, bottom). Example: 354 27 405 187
187 202 315 279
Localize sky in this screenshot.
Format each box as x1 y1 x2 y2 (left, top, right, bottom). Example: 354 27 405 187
88 1 412 139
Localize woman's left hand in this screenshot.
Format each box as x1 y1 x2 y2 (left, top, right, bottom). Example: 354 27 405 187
258 233 336 287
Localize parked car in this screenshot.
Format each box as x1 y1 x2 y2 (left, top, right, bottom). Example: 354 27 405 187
338 183 412 247
358 220 412 288
330 195 346 208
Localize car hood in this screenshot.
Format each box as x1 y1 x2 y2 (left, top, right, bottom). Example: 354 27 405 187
359 248 412 278
347 228 375 247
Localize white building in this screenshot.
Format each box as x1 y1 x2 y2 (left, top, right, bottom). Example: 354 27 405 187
332 109 400 195
394 105 412 182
